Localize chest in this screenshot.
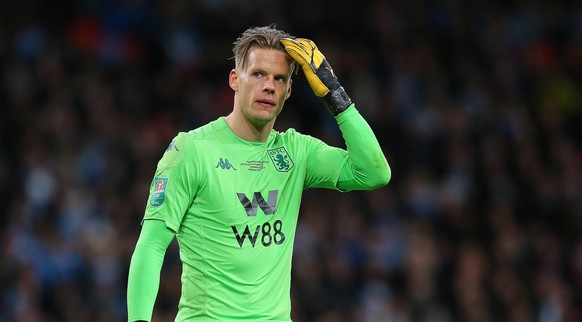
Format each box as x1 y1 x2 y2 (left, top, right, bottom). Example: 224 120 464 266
191 142 303 224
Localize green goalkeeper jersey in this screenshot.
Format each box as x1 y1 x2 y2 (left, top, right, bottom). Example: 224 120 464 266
144 115 349 321
131 105 391 321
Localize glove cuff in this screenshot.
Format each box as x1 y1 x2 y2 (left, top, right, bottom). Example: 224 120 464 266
323 86 352 116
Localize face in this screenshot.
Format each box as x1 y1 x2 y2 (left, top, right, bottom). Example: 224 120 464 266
229 47 292 127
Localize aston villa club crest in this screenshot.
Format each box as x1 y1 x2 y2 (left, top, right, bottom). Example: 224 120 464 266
267 147 294 172
149 177 168 207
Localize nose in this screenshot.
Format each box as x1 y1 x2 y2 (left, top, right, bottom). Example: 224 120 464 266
263 77 275 94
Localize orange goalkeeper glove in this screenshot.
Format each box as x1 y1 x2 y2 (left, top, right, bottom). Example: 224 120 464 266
281 37 352 116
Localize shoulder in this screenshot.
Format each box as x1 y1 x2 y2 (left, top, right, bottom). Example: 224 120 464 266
157 119 224 169
274 127 324 147
274 127 309 141
183 118 223 140
172 118 226 149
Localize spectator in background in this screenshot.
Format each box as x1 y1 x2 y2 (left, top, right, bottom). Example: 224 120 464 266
0 1 580 321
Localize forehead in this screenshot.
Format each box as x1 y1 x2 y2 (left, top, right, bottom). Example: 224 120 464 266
243 47 292 73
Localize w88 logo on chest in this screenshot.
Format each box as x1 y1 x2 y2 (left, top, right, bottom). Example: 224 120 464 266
231 190 286 248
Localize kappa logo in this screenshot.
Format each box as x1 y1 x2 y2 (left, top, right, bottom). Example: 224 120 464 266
166 141 180 152
216 158 237 170
267 147 294 172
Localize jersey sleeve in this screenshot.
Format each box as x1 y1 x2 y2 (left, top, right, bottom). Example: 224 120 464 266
335 105 391 191
127 219 175 321
304 105 391 191
303 135 350 190
143 132 198 233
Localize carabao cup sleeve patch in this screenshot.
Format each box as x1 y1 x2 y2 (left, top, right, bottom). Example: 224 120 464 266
149 177 169 207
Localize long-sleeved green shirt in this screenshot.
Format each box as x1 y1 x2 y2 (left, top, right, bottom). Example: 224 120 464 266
127 105 390 321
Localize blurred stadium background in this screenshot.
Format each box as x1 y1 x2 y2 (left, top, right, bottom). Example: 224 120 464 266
0 0 581 321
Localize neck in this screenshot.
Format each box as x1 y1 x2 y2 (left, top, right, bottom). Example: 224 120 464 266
225 112 274 142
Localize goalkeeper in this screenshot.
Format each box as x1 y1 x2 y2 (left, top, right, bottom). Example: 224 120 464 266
127 25 391 321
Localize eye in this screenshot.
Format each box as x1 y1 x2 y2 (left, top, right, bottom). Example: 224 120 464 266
275 76 286 82
253 71 263 78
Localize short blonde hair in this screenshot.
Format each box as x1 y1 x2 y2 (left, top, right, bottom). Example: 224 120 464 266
232 25 297 74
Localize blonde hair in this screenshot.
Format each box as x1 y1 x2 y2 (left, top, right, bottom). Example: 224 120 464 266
232 25 297 74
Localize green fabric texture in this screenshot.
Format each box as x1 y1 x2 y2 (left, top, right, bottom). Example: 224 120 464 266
127 219 175 322
335 105 391 190
126 104 390 321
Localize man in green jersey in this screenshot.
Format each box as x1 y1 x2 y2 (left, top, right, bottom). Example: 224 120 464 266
127 25 391 321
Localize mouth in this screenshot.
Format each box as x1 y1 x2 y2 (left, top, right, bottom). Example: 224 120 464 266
256 99 276 108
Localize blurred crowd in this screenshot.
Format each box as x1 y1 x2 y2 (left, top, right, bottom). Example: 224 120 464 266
1 0 581 321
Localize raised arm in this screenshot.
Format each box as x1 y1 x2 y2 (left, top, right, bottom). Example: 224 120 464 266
281 37 391 191
335 105 391 190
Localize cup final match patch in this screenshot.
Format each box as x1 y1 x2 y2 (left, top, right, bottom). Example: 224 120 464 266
149 177 169 207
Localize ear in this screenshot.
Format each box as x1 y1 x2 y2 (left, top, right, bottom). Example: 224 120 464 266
229 69 238 91
285 79 292 100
